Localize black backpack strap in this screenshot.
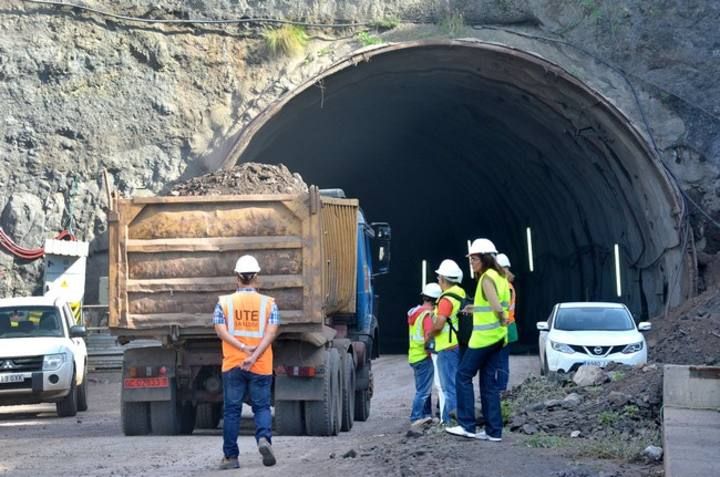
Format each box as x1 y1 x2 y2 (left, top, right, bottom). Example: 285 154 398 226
437 292 466 342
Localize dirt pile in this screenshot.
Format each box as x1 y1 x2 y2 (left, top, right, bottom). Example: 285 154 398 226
505 363 663 464
647 287 720 365
169 163 308 196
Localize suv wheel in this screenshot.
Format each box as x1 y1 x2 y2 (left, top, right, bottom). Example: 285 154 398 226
56 372 78 417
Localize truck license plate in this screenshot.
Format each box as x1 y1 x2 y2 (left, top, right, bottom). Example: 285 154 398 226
0 374 25 384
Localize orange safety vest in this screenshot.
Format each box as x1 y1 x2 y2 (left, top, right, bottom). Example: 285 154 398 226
508 282 516 324
219 291 274 375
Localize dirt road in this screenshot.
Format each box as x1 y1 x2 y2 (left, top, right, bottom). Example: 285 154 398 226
0 356 650 476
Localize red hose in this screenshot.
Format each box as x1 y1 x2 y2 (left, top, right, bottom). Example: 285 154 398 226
0 227 76 261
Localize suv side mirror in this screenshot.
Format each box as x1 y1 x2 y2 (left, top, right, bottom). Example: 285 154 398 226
638 322 652 331
371 222 391 276
69 325 87 338
536 321 549 331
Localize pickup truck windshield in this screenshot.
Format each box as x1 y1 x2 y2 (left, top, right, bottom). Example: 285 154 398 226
554 307 634 331
0 306 64 339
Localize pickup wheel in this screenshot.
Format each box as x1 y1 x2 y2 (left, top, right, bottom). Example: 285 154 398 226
76 367 88 412
196 403 221 429
304 349 341 436
56 374 78 417
121 401 151 435
340 353 355 432
275 400 305 436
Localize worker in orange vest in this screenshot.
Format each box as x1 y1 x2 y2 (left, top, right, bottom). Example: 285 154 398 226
213 255 280 470
495 253 518 391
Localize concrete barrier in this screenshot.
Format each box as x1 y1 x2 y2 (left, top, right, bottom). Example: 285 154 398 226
663 365 720 477
663 364 720 409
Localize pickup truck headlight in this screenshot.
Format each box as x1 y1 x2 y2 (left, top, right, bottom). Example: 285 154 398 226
550 341 574 354
621 342 644 354
43 353 66 371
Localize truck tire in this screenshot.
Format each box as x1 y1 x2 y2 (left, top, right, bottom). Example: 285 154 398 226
304 348 341 436
76 367 88 412
275 400 305 436
340 353 355 432
354 361 372 422
151 400 179 435
56 375 78 417
122 401 151 436
196 403 221 429
178 402 196 435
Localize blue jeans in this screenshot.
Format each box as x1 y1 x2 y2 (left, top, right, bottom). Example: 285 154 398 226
410 357 434 421
436 347 459 423
222 367 273 459
456 340 504 438
495 346 510 392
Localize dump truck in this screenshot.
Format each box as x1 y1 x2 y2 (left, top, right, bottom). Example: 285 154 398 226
108 187 390 436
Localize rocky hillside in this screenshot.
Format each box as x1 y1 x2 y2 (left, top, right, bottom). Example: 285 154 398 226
1 0 719 299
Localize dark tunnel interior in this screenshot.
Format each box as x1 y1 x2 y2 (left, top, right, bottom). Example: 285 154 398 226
228 43 684 354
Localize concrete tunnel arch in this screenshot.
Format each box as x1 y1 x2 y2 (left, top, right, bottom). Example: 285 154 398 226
219 40 689 353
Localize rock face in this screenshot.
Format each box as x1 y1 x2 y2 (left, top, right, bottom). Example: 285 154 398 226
1 0 719 298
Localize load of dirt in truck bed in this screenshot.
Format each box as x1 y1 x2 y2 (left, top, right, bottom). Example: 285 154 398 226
170 162 308 196
646 286 720 365
504 363 663 466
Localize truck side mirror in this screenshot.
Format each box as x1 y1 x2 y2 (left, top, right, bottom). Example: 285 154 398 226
70 325 87 338
371 222 391 276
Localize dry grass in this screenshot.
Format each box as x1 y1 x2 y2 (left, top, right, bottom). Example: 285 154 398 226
263 25 308 57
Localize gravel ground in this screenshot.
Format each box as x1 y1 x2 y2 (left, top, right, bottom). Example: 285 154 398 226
0 355 657 477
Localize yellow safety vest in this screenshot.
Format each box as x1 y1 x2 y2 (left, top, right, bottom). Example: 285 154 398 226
408 309 432 364
433 285 466 352
468 269 509 349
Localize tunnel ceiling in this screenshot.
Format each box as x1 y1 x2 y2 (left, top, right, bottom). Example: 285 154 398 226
223 41 686 352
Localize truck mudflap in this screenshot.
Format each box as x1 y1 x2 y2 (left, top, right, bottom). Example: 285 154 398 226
122 346 175 402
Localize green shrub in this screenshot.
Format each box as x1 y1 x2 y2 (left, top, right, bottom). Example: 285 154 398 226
357 31 383 47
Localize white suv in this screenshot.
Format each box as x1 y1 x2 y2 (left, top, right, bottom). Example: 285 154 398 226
537 302 651 374
0 296 88 416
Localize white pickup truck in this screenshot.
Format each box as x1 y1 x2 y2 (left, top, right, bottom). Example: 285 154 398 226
0 295 88 416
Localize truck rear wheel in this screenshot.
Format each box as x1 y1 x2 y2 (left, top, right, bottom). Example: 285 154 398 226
178 402 196 435
354 362 372 422
340 353 355 432
275 400 305 435
196 403 221 429
122 401 151 435
304 349 341 436
151 400 179 435
56 376 78 417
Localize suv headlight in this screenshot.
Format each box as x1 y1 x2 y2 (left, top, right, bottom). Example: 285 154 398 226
43 353 67 371
550 341 574 354
622 342 644 354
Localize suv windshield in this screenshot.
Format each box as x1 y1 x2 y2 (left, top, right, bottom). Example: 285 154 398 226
554 307 634 331
0 306 64 339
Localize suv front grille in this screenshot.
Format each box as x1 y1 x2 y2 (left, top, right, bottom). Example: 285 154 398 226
0 356 43 372
568 345 625 356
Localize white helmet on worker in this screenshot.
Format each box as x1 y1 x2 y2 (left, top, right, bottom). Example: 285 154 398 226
467 238 498 256
234 255 261 274
435 259 463 283
421 282 442 299
496 253 511 268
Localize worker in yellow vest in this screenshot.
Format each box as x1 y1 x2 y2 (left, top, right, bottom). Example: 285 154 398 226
430 259 467 425
446 239 508 442
495 253 518 391
407 282 441 425
213 255 280 469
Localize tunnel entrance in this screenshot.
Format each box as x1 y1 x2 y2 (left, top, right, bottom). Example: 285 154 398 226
223 41 687 353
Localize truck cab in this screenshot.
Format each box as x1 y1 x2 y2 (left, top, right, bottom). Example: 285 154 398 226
0 296 88 416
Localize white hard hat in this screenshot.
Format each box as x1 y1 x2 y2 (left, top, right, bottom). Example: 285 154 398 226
421 282 442 299
435 259 463 283
467 238 498 256
496 253 511 268
234 255 261 274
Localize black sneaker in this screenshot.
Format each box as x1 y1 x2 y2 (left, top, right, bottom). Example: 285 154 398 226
219 457 239 470
258 438 276 467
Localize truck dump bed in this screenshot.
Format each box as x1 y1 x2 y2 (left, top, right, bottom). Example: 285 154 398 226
108 188 358 336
